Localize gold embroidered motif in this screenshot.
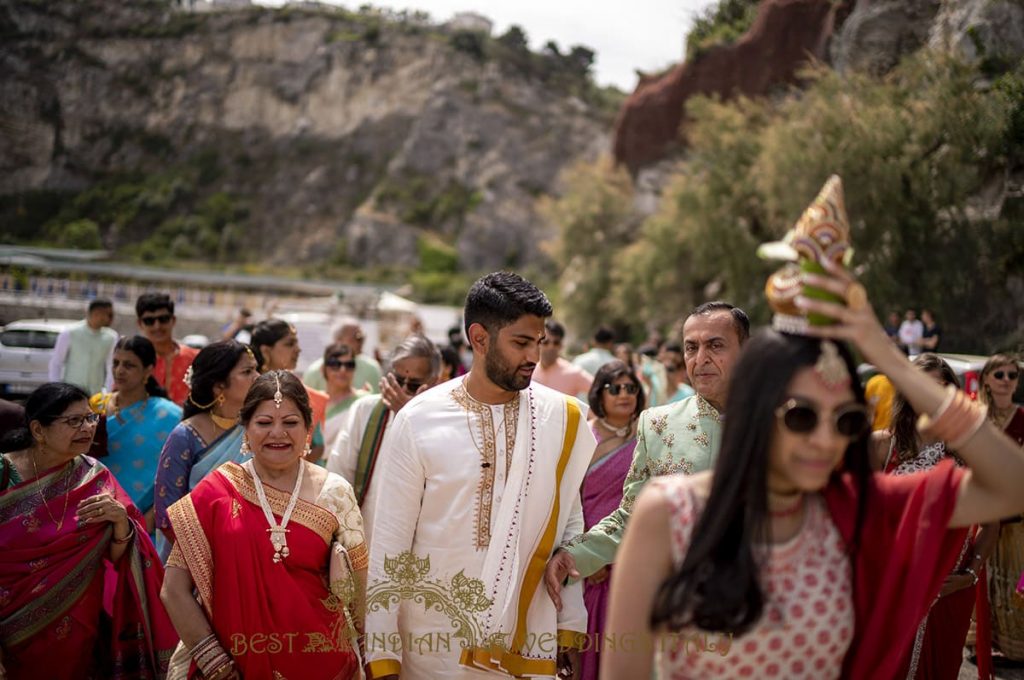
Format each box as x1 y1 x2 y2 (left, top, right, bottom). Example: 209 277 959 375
686 422 697 431
650 414 668 435
451 386 520 548
231 499 241 518
694 432 711 448
695 396 722 422
348 542 369 571
22 514 40 533
166 495 214 617
647 457 694 477
218 463 339 545
29 559 47 573
55 615 71 640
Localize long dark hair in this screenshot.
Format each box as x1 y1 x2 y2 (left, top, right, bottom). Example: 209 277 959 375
891 353 959 463
0 382 90 451
250 319 294 372
114 335 168 399
588 359 645 419
650 331 871 635
182 340 251 419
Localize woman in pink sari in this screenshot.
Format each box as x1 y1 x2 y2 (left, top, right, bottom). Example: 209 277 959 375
0 382 177 679
160 371 365 680
578 359 645 680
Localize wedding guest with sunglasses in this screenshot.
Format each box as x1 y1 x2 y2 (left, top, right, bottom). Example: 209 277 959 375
872 354 998 680
136 293 199 405
326 334 441 508
321 343 369 447
978 354 1024 664
0 382 177 679
602 176 1024 679
546 301 749 611
576 360 645 680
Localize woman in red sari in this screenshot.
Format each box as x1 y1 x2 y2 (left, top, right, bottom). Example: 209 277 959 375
160 371 365 680
0 382 177 679
871 354 998 680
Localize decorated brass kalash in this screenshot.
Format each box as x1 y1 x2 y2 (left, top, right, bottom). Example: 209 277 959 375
758 175 857 332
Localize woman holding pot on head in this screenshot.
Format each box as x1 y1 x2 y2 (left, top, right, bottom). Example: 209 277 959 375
90 335 182 534
0 382 177 679
251 319 329 463
160 371 366 680
154 340 258 560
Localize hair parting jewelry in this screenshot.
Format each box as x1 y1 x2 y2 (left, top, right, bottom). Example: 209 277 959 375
813 341 851 390
273 374 283 409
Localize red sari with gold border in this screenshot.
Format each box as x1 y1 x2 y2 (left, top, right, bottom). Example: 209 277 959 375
166 461 358 680
0 456 177 679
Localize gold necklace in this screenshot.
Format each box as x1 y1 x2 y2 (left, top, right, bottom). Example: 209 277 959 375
209 410 238 430
30 454 73 531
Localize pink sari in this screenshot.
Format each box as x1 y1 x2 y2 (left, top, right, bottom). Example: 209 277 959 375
0 456 177 679
579 430 636 680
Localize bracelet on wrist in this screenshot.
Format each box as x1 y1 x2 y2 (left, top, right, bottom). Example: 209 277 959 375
112 522 135 545
963 566 979 586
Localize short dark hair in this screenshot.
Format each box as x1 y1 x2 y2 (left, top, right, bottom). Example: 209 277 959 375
463 271 552 339
323 343 354 362
240 370 313 429
688 301 750 343
136 292 174 318
88 298 113 313
0 382 90 451
588 360 645 419
545 320 566 339
593 326 615 345
664 342 683 355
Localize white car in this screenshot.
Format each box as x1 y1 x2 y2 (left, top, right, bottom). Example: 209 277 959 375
0 319 78 397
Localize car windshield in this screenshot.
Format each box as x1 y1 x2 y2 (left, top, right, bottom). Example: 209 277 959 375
0 329 59 349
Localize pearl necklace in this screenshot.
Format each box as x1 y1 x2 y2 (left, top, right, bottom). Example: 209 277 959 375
244 459 304 564
599 418 631 438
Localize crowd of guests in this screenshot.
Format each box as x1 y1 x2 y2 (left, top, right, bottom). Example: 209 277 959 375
1 274 1022 680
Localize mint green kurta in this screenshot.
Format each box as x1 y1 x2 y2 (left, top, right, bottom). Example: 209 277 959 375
562 394 723 578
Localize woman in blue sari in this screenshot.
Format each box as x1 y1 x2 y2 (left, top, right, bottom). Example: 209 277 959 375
90 335 182 533
154 340 258 559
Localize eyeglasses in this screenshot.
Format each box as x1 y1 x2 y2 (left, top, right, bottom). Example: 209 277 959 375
52 413 101 430
775 398 868 438
139 313 173 326
604 383 639 396
392 374 426 393
993 370 1019 381
325 358 357 370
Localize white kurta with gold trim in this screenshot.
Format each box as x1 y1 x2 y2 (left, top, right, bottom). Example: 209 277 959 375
363 376 595 679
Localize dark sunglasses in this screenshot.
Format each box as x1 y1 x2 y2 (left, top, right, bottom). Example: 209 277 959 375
139 313 173 326
392 374 426 393
775 398 868 438
325 358 357 370
993 370 1019 381
604 383 639 396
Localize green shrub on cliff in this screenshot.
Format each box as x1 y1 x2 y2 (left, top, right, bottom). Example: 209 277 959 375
549 54 1024 352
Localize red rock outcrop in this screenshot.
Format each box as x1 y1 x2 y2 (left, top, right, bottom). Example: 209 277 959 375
613 0 850 173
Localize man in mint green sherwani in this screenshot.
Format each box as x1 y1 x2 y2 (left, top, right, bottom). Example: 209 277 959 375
48 299 117 395
544 302 749 604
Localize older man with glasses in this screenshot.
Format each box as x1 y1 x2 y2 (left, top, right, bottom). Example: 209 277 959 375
135 293 198 405
326 334 442 509
545 301 750 609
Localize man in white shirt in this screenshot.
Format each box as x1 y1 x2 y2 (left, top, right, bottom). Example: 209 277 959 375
363 272 597 680
327 334 441 506
898 309 925 355
48 299 117 394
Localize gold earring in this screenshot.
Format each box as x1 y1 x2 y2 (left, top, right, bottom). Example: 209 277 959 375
240 436 251 456
302 438 312 458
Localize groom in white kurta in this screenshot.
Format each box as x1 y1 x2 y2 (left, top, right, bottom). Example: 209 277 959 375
363 273 596 680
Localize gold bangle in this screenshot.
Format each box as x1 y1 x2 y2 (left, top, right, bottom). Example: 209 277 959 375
112 523 135 545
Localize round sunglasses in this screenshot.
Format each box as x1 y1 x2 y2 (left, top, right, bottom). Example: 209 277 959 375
775 398 868 438
992 370 1019 381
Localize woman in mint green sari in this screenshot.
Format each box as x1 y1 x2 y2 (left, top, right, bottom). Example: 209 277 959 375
154 340 258 560
90 335 181 533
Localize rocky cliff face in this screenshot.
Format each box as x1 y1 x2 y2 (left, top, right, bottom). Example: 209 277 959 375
613 0 1024 173
0 0 611 270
